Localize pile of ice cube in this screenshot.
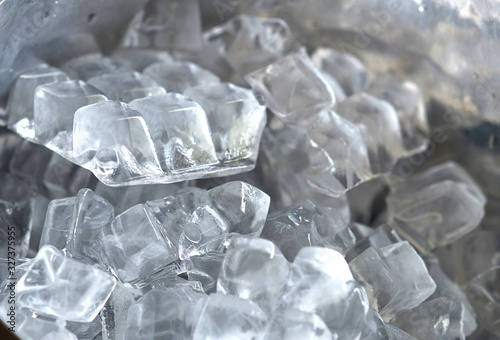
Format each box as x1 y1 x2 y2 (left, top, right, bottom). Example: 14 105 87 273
0 1 498 339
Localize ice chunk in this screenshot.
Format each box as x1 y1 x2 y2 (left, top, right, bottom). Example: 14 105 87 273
0 172 35 258
187 252 224 294
206 181 270 236
17 245 116 322
345 224 403 262
42 152 94 198
336 93 406 174
425 255 477 337
203 15 296 80
100 282 140 340
192 293 267 340
39 189 114 265
311 48 369 96
102 204 178 285
134 0 202 53
0 308 77 340
144 61 220 93
385 325 417 340
390 297 454 339
245 49 335 124
73 100 163 185
368 75 429 154
184 82 266 169
306 109 371 196
178 205 227 260
62 54 128 81
349 241 436 319
282 247 370 338
261 200 354 261
129 93 218 174
465 267 500 336
112 49 174 71
262 309 332 340
87 71 166 103
7 66 69 137
218 237 289 312
126 286 205 340
33 80 107 153
387 162 486 252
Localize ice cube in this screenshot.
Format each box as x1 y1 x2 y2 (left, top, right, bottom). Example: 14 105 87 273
144 60 220 93
7 66 69 138
349 241 436 319
217 237 289 312
34 80 107 154
17 245 116 322
73 100 163 185
87 71 166 103
129 93 218 174
245 49 335 124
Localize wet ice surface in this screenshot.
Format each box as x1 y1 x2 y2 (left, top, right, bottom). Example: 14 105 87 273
0 2 498 339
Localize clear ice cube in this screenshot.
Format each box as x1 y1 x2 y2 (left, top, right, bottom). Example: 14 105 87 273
349 241 436 319
129 93 219 174
102 204 178 285
217 237 289 312
387 162 486 252
34 80 107 154
184 82 267 169
39 188 114 265
87 71 166 103
7 66 69 137
311 48 369 96
73 100 163 185
144 61 220 93
245 49 335 124
17 245 116 322
192 293 267 340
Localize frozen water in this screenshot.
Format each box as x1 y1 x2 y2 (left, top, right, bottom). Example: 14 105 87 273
184 82 266 169
187 252 225 294
144 60 220 93
34 80 107 154
261 200 354 261
126 286 205 340
368 75 429 154
178 205 227 259
73 100 163 185
123 0 202 54
62 54 128 81
102 203 177 285
129 93 218 174
245 49 335 124
7 66 69 137
336 93 406 175
39 188 114 265
281 247 370 338
112 49 174 72
217 237 289 312
387 162 486 252
262 308 333 340
349 241 436 319
390 297 454 339
306 109 372 196
17 245 116 322
202 15 296 81
206 181 270 236
425 254 477 337
192 293 267 340
465 267 500 335
87 71 166 103
311 48 369 96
